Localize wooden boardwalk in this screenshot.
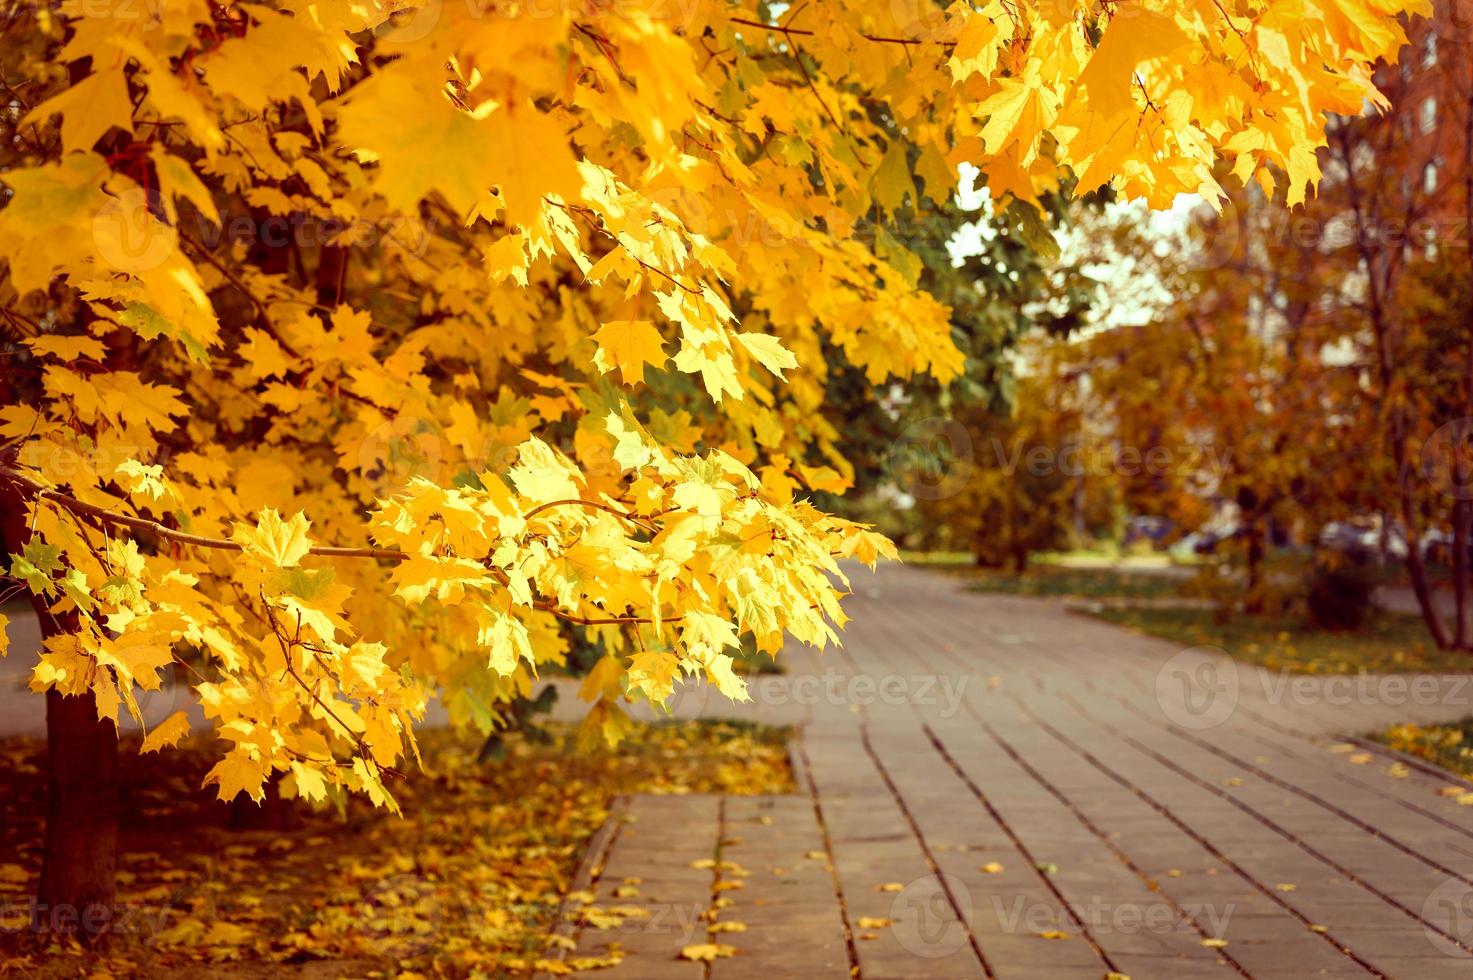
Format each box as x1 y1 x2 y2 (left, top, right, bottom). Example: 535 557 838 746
555 563 1473 979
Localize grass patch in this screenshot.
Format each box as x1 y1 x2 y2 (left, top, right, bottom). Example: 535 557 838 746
908 555 1187 601
1371 720 1473 785
0 720 793 977
1085 605 1467 675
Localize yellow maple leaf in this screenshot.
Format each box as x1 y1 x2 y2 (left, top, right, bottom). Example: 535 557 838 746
735 332 798 380
487 101 583 226
337 68 500 218
203 750 270 804
232 509 314 568
24 68 135 153
140 711 193 754
592 320 667 385
678 943 735 962
508 438 581 504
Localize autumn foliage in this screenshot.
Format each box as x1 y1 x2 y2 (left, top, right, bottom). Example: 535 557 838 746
0 0 1429 919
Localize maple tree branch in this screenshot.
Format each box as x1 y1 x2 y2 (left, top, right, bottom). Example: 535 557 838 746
0 467 406 561
1 467 678 627
730 15 814 37
523 498 664 533
179 232 285 341
574 23 630 85
264 599 362 745
548 200 704 296
726 13 869 165
0 306 40 340
178 236 400 418
727 16 952 49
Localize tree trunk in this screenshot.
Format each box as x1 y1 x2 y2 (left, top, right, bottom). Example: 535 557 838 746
1454 495 1470 648
0 472 121 939
1388 392 1452 648
1243 518 1266 615
1403 527 1452 648
971 524 993 567
1457 61 1473 651
1010 542 1029 574
35 687 119 939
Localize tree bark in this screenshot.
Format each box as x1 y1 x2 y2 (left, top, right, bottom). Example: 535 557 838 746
1331 118 1452 649
0 471 121 939
1243 518 1266 615
1459 58 1473 650
1403 522 1452 648
35 687 119 939
1453 495 1469 648
1010 542 1029 574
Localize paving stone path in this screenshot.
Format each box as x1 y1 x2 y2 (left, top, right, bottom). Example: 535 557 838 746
556 563 1473 980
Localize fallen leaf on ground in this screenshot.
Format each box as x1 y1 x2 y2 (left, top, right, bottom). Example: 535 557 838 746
679 943 736 961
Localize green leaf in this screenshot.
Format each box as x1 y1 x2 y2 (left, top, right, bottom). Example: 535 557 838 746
1010 201 1060 263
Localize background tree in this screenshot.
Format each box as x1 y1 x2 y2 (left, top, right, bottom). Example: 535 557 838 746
914 341 1086 569
1301 15 1473 646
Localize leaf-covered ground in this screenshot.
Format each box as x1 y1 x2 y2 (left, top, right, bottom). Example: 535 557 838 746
0 721 793 978
1373 719 1473 784
1084 605 1464 675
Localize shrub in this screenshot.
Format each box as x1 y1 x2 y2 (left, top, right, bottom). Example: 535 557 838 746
1307 559 1378 631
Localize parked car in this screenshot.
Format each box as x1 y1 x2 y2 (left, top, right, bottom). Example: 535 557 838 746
1123 516 1174 548
1419 528 1473 566
1318 521 1408 562
1186 524 1246 555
